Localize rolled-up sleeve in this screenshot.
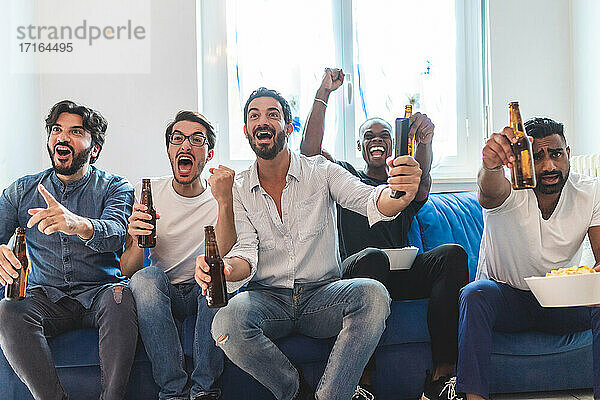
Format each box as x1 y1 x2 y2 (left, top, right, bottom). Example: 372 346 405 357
84 177 134 252
326 160 400 227
223 183 258 291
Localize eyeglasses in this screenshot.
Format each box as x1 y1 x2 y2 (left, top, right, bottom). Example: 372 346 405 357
168 133 208 147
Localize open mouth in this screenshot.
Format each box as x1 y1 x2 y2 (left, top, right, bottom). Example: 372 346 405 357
369 146 386 159
54 145 73 160
177 154 194 175
254 128 274 144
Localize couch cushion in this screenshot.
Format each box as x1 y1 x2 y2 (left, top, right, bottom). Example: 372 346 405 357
408 191 483 281
378 299 430 346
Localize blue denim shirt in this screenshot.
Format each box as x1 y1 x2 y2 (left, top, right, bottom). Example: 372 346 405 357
0 166 134 308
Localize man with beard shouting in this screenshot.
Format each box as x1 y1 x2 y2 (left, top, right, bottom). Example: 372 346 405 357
455 117 600 400
195 87 422 400
0 100 137 400
121 111 239 400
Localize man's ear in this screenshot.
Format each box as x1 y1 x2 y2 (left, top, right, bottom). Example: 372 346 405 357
206 148 214 163
243 125 250 140
286 123 294 137
91 144 100 158
356 140 361 151
566 146 571 158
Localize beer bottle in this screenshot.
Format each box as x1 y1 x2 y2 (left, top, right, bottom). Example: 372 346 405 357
138 179 157 248
405 105 415 157
5 227 29 300
204 225 228 308
390 105 413 199
509 102 536 190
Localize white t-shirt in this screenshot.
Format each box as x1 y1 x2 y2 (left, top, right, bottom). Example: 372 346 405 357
476 172 600 290
134 176 218 284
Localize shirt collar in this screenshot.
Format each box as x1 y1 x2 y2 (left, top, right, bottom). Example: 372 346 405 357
50 165 93 191
247 150 301 192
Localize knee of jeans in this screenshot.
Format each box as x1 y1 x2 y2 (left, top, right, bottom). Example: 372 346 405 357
459 280 493 309
129 266 167 301
99 285 137 318
211 303 250 349
0 299 27 335
441 244 469 284
361 248 390 270
355 279 391 320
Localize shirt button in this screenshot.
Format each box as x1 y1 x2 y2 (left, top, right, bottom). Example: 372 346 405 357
64 257 69 262
62 237 67 243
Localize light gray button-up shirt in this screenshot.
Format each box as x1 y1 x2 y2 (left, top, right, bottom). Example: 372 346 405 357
226 152 398 289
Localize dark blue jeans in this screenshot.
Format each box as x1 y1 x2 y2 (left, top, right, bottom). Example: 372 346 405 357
129 267 223 400
0 285 138 400
456 279 600 399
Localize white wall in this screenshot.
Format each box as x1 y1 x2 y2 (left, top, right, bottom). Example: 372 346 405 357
0 1 43 187
572 0 600 155
488 0 574 145
1 0 198 189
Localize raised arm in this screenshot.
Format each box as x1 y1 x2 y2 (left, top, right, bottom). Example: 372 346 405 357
478 127 518 209
300 67 344 161
208 165 237 255
409 113 435 202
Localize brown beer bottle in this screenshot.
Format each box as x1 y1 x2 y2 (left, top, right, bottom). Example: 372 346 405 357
509 102 536 190
204 225 228 308
405 105 415 156
5 228 29 300
138 179 157 248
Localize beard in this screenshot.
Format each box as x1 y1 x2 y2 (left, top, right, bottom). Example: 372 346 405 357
247 125 287 160
535 170 569 194
47 142 92 176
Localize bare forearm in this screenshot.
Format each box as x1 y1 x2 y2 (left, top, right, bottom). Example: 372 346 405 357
414 143 433 201
477 166 511 208
224 256 251 281
376 187 414 217
120 234 145 277
300 88 330 157
215 200 236 256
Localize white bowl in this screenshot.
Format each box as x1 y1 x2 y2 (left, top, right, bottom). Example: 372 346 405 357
383 247 419 271
524 272 600 307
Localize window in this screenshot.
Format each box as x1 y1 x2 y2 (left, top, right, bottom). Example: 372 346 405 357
198 0 486 187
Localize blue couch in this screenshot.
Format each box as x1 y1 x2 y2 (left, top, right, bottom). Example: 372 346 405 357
0 191 593 399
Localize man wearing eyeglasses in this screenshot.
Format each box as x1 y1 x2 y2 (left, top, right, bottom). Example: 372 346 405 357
120 111 237 400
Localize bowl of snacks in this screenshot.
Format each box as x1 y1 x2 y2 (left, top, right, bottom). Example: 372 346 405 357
524 266 600 307
383 247 419 271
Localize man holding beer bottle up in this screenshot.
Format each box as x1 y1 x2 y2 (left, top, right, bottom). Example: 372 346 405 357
0 100 138 400
455 115 600 400
121 111 237 400
300 68 469 399
195 87 422 400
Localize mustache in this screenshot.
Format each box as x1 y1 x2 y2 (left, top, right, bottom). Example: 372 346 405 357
540 171 563 179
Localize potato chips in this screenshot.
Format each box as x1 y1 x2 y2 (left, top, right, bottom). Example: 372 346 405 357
546 266 595 277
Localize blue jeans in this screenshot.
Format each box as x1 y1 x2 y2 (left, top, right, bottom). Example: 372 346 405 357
0 286 138 400
456 279 600 399
130 267 223 400
211 278 391 400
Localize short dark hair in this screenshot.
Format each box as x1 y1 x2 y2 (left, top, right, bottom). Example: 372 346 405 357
243 87 292 125
45 100 107 164
165 111 216 150
358 117 392 139
524 117 566 142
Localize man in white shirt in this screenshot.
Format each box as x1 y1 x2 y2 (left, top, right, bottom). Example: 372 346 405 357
454 118 600 400
195 87 423 400
120 111 236 400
